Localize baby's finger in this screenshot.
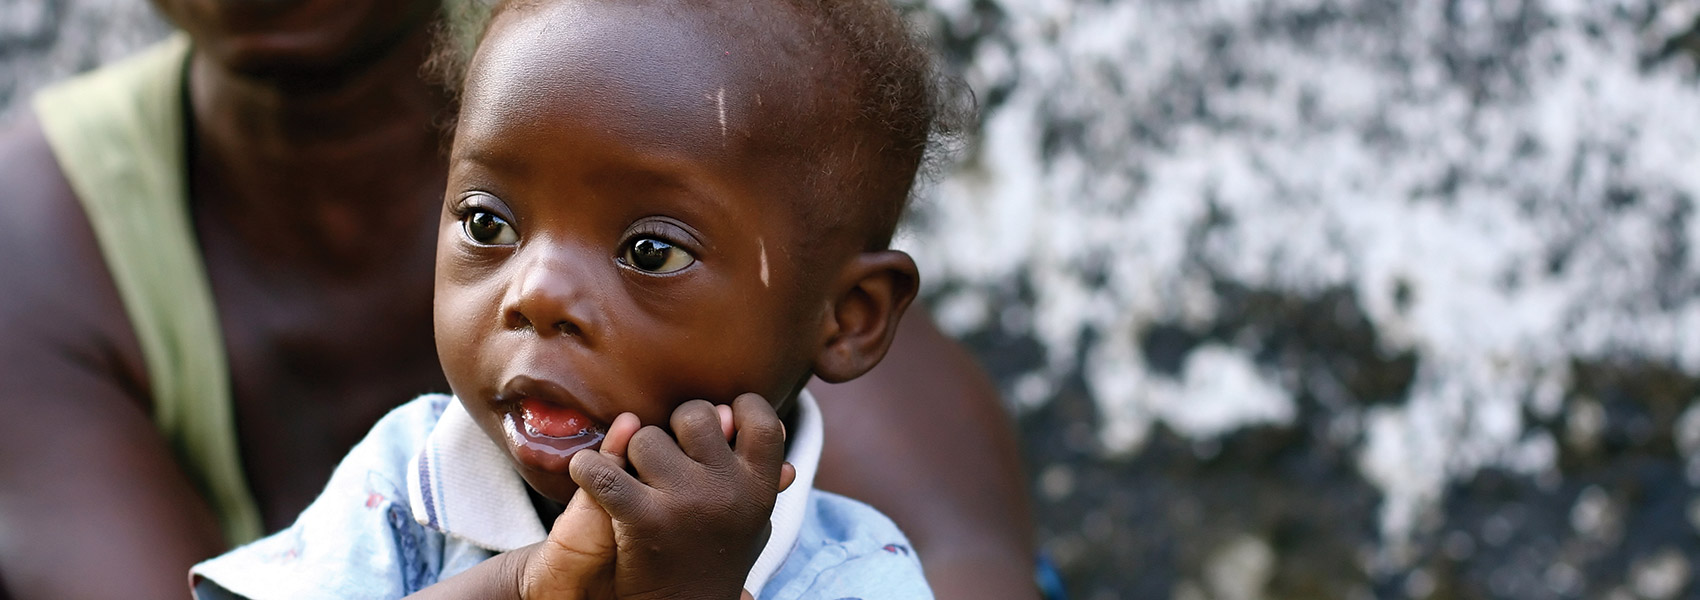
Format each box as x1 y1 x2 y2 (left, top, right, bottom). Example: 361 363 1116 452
569 447 656 523
625 424 696 487
718 403 735 442
670 400 736 468
731 393 786 474
778 461 796 493
547 486 613 555
600 412 641 468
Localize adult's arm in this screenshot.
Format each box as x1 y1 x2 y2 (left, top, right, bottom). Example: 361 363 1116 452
809 312 1037 600
0 115 226 599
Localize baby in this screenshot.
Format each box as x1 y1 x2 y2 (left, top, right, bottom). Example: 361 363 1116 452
189 0 953 597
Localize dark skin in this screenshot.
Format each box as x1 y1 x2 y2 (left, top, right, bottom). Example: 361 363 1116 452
0 0 1035 598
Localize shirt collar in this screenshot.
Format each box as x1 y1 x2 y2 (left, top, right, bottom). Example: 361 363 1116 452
406 391 824 597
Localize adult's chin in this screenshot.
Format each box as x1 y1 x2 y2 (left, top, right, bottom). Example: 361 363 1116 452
157 0 435 80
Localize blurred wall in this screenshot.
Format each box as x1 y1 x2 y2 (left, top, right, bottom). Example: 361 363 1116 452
9 1 1700 598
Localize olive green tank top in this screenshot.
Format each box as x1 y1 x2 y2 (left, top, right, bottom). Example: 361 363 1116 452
32 34 265 547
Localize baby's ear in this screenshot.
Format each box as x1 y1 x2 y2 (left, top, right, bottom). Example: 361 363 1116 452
812 250 920 383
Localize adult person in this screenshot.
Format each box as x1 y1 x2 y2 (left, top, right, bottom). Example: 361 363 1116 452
0 1 1035 599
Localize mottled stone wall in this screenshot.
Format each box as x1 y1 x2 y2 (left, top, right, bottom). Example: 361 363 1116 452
10 1 1700 599
0 0 170 118
900 1 1700 597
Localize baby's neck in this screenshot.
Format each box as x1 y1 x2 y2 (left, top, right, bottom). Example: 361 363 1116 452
527 484 567 528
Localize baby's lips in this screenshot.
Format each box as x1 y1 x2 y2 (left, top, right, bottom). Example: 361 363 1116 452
500 400 607 474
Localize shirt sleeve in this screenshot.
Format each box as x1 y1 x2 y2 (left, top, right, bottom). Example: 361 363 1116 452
190 398 449 600
786 543 935 600
764 491 936 600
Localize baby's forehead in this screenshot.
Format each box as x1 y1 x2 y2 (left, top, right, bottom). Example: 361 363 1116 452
466 0 847 147
458 0 893 251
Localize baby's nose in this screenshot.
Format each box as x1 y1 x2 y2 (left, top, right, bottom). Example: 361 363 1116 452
502 250 601 340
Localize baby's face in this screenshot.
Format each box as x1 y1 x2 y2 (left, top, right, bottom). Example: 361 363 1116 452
433 0 836 503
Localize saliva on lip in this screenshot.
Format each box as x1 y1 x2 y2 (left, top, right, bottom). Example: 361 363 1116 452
501 402 605 458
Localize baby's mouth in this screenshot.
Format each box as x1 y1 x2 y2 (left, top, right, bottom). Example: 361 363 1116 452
521 397 595 437
501 398 606 462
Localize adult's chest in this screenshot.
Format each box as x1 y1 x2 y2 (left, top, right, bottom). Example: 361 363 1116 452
200 224 451 531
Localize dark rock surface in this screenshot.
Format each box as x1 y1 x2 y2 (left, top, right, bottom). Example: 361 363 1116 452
10 1 1700 598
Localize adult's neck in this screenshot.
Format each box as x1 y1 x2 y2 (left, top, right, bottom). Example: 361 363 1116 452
187 26 448 173
185 26 451 272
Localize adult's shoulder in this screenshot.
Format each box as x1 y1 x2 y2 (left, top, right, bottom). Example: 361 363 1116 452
0 111 85 260
0 110 229 600
0 110 147 401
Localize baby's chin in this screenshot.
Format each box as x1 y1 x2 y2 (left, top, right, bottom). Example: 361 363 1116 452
517 467 584 507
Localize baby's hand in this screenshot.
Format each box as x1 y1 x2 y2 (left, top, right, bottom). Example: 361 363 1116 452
568 394 792 600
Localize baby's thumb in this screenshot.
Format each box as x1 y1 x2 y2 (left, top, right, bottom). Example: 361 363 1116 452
549 486 615 559
521 487 617 599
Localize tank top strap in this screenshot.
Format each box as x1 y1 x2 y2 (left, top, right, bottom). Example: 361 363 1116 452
32 33 264 547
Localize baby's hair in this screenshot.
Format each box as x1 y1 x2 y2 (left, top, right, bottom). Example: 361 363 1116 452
425 0 971 252
774 0 971 250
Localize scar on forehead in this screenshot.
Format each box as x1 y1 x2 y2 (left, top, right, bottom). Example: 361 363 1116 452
717 87 727 139
758 237 770 287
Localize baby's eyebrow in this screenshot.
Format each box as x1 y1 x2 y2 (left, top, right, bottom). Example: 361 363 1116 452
582 163 738 223
451 145 538 183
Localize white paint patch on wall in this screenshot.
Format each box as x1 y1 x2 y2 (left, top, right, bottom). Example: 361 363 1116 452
901 0 1700 558
1161 345 1295 440
1204 534 1277 600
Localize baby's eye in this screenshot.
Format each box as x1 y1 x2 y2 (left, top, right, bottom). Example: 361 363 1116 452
622 238 695 273
462 210 518 245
